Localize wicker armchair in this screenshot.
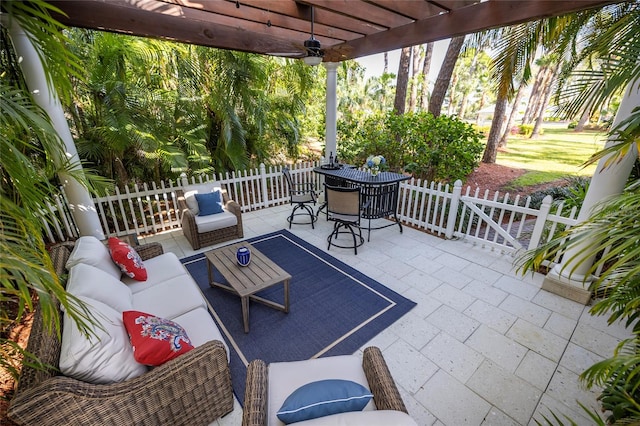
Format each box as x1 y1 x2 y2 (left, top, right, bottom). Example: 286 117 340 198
242 346 409 426
177 188 244 250
8 241 234 426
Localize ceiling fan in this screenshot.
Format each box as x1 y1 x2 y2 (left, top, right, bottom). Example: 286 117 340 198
268 6 323 66
300 6 323 66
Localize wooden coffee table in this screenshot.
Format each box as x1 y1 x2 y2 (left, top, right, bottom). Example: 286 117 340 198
205 242 291 333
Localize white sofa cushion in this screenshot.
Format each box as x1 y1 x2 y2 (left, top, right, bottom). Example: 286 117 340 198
121 252 187 293
66 235 122 280
194 209 238 233
294 410 418 426
59 296 147 384
183 183 222 215
267 356 374 426
132 275 206 320
172 307 229 360
66 263 133 313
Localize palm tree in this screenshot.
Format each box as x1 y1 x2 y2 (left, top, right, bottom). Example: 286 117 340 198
517 3 639 422
408 44 423 112
428 35 465 117
1 0 102 379
394 46 412 114
64 30 319 180
499 78 527 147
364 72 396 113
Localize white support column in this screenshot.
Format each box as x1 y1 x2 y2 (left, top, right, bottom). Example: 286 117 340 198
7 19 105 239
542 75 639 304
323 62 338 162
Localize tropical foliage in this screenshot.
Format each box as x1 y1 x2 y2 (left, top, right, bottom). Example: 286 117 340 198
1 0 102 379
64 30 321 185
338 110 483 182
517 4 639 423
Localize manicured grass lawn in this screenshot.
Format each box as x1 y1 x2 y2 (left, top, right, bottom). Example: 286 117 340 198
495 126 607 186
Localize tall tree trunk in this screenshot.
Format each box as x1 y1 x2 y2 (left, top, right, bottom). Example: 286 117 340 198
475 92 487 125
458 91 469 119
499 80 527 147
482 94 508 163
446 73 459 116
574 108 590 131
531 66 552 124
522 66 546 124
457 50 479 119
420 42 433 111
394 46 412 114
531 64 559 138
409 45 422 112
383 52 388 74
429 36 464 117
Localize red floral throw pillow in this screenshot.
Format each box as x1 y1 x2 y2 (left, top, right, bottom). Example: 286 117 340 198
122 311 194 366
108 237 147 281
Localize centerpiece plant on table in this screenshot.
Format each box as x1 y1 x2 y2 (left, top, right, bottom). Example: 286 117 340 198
365 155 386 176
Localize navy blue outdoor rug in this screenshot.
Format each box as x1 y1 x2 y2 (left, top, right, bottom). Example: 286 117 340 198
181 229 416 405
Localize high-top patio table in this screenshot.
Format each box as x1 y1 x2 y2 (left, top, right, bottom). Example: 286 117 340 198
314 165 410 240
205 242 291 333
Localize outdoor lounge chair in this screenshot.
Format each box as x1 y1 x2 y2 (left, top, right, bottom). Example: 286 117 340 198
177 184 243 250
241 346 416 426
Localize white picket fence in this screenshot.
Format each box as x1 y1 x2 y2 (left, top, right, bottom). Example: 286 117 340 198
42 161 581 257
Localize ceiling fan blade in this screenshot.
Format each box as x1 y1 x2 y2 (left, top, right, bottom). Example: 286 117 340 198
267 52 306 58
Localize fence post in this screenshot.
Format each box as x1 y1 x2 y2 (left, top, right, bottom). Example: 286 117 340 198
179 172 188 188
260 163 269 208
527 195 553 250
445 180 462 239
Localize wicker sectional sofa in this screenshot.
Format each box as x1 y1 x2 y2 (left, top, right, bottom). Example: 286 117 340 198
8 237 234 426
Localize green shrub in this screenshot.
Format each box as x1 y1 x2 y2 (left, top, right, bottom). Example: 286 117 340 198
528 176 590 211
338 111 483 183
472 124 491 136
518 124 535 137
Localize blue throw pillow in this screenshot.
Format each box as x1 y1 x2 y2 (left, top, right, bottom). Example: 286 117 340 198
276 379 373 424
194 191 224 216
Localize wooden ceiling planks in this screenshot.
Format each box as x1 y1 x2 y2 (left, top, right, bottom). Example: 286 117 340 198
48 0 621 62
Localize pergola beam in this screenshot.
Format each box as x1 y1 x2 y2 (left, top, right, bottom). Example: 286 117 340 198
323 0 620 61
48 0 620 61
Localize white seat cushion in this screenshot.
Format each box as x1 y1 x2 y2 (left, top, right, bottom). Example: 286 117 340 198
291 193 315 203
59 296 147 384
65 263 133 313
132 275 206 320
172 307 229 360
121 252 187 293
267 356 373 426
294 410 418 426
194 209 238 233
66 235 122 280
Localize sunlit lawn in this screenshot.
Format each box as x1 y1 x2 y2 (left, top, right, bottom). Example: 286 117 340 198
494 126 607 186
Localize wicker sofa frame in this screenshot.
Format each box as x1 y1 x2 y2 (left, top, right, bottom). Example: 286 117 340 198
8 241 234 426
241 346 408 426
177 188 244 250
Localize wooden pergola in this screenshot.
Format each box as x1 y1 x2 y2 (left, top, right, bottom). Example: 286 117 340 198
49 0 617 63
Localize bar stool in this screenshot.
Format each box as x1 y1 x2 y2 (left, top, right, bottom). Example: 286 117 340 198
283 167 317 228
325 184 365 254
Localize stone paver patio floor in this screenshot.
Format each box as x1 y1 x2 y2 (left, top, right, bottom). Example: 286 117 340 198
141 204 625 426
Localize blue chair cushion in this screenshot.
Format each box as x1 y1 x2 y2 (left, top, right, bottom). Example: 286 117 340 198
194 191 224 216
276 379 373 424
